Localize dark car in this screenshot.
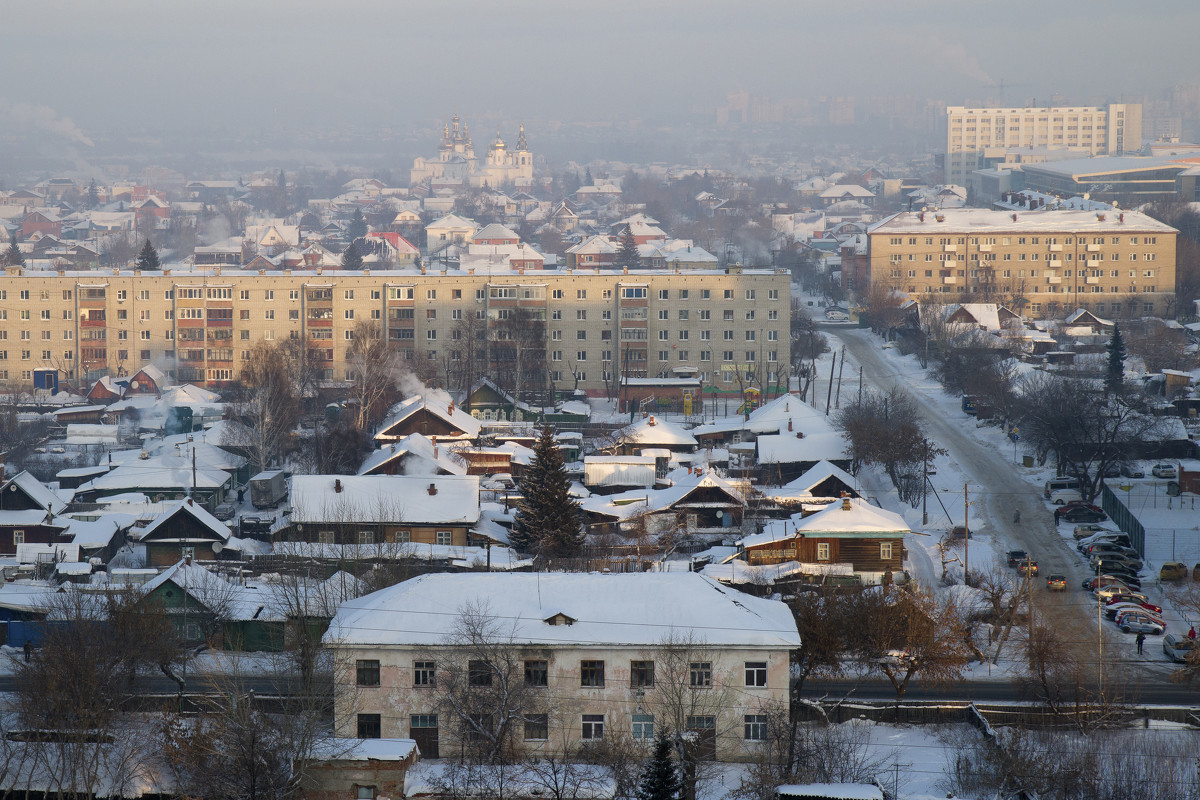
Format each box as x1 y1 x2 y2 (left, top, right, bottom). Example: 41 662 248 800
1062 506 1107 523
1046 574 1067 591
1006 550 1029 568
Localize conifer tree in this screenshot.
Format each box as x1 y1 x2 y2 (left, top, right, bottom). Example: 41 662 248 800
617 224 640 270
86 179 99 209
341 241 364 270
348 208 368 240
1106 322 1126 395
4 233 25 268
635 732 680 800
512 425 583 558
136 239 160 271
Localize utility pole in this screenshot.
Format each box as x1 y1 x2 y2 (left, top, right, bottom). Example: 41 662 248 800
858 365 863 403
825 350 836 416
963 482 969 582
834 345 846 408
922 439 929 525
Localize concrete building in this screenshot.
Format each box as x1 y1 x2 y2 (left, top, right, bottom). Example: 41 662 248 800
944 104 1142 186
0 266 790 397
858 209 1177 319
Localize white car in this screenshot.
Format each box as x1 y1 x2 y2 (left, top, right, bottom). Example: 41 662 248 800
1152 463 1177 479
1049 489 1084 506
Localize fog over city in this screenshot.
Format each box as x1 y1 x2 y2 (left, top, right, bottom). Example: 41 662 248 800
3 0 1198 175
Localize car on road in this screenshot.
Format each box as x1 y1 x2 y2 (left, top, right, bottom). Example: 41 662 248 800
1006 550 1029 568
1017 559 1039 576
1163 634 1196 663
1046 574 1067 591
1115 611 1165 635
1049 489 1084 505
1061 506 1106 523
1152 463 1177 479
1120 463 1146 479
825 309 850 322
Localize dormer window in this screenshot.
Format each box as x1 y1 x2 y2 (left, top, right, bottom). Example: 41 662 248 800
543 612 576 626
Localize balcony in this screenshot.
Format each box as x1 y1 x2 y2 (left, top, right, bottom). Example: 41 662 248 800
1086 244 1100 253
1086 276 1100 284
943 276 957 285
978 244 992 252
1049 259 1062 268
1047 276 1062 284
1048 244 1063 252
943 245 959 253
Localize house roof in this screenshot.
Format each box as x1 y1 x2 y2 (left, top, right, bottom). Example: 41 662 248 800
614 416 697 448
325 572 802 648
472 223 520 241
1 471 68 515
143 559 283 621
780 460 860 496
794 498 910 534
376 395 483 441
288 475 481 525
356 433 467 476
756 431 848 464
138 499 231 543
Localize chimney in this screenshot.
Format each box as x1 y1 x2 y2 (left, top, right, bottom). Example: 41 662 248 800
448 400 455 416
787 419 793 432
432 435 439 459
918 212 925 222
334 479 343 493
428 482 438 496
647 415 656 426
1119 212 1124 223
187 497 194 507
841 492 851 511
1012 213 1018 222
184 554 192 566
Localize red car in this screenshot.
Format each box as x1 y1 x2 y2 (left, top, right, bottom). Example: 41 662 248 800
1104 594 1162 615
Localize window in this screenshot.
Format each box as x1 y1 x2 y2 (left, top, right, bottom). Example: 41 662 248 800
817 543 830 560
524 714 549 740
581 714 604 740
577 289 587 299
12 531 25 546
689 662 712 688
525 660 548 687
356 660 381 686
745 662 767 687
723 289 733 299
356 714 381 739
413 660 436 687
436 530 451 546
468 660 493 686
631 660 655 688
880 542 894 560
744 714 768 741
581 660 605 687
632 713 655 740
577 309 587 320
356 787 376 800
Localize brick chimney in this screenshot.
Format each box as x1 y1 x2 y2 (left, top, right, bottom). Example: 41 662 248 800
334 479 343 493
428 482 438 496
841 492 852 511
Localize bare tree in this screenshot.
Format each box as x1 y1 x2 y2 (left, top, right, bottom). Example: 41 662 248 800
223 340 300 474
345 320 405 433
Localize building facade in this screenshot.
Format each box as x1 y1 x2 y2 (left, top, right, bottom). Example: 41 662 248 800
862 209 1177 318
0 266 790 397
944 103 1142 186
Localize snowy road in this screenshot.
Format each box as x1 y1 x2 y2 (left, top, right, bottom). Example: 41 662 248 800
821 327 1188 685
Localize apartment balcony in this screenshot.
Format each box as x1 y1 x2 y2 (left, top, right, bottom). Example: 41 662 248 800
1086 276 1100 284
1046 276 1062 284
978 244 992 252
1088 259 1103 268
943 276 957 285
1086 244 1101 253
1049 259 1062 268
1048 244 1063 252
943 245 959 253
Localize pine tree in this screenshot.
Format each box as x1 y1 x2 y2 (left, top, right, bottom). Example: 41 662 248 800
1106 322 1126 395
86 179 99 209
4 233 25 268
512 425 583 558
348 208 368 240
584 167 594 186
635 732 680 800
136 239 160 271
617 224 640 270
342 241 364 270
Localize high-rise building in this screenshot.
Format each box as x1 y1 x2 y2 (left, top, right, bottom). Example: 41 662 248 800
943 103 1142 185
861 208 1175 319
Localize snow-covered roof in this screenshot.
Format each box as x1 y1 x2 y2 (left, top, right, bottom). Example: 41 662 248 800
376 395 483 441
472 222 520 241
138 499 231 542
778 784 884 800
793 498 910 535
871 208 1176 234
325 572 801 648
143 559 283 621
700 560 813 585
310 738 418 763
357 433 467 476
288 475 480 525
947 303 1003 333
614 416 697 448
1 471 68 515
79 458 232 492
757 431 848 464
779 460 860 496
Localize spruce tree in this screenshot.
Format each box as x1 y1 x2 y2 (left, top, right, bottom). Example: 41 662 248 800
136 239 160 271
617 224 640 270
342 241 364 270
635 732 680 800
86 179 99 209
348 208 368 240
4 233 25 268
1106 322 1126 395
512 425 583 558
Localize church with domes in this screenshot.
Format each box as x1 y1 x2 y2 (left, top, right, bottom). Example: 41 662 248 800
409 115 533 189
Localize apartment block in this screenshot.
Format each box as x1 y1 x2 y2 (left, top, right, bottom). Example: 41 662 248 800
944 103 1141 186
864 209 1177 319
0 266 790 396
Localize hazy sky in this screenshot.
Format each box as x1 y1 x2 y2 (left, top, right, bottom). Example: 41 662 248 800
2 0 1198 146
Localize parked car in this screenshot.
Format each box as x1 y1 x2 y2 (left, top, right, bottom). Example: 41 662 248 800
1062 506 1106 523
1101 463 1121 478
1044 476 1081 498
1086 574 1135 591
1049 489 1084 506
1160 561 1189 581
1106 602 1156 620
1006 550 1029 568
1152 463 1177 479
1046 574 1067 591
1073 523 1118 540
1096 569 1142 589
1096 582 1142 600
1105 594 1159 614
1017 559 1039 576
1163 634 1196 663
1115 610 1165 634
1091 558 1144 576
1120 463 1145 479
1081 541 1138 556
213 503 237 522
1077 532 1131 549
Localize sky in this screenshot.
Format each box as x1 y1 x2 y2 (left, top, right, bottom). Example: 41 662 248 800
1 0 1198 152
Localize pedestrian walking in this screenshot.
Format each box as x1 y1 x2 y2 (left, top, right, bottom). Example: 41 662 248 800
1013 508 1021 524
1189 626 1196 640
1136 632 1146 655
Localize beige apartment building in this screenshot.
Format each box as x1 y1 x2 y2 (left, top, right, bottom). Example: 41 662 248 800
0 265 790 396
862 209 1177 318
944 103 1141 186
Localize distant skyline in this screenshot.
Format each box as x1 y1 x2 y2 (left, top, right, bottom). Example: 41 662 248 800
2 0 1198 155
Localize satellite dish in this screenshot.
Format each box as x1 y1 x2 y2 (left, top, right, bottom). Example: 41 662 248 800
211 542 223 553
